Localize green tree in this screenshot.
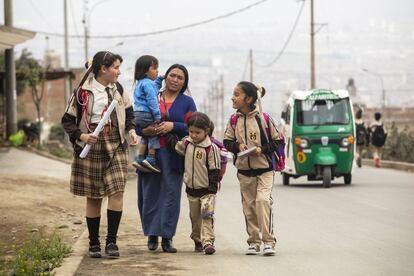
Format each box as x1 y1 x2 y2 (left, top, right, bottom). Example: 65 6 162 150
383 123 414 163
15 49 48 144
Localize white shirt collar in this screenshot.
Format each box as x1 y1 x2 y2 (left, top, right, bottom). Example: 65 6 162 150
92 77 115 92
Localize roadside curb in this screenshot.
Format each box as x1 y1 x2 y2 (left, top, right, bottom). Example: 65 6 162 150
52 226 89 276
362 159 414 173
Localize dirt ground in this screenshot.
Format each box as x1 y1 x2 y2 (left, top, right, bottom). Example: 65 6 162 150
0 173 85 257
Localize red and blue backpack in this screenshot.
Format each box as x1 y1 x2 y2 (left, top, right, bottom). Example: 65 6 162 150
230 112 285 171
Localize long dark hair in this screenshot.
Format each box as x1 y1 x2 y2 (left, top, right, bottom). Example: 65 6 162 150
165 64 189 94
187 112 211 132
237 81 266 109
89 51 123 76
134 55 158 81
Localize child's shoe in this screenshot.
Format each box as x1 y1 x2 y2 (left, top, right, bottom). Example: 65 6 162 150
246 244 260 255
88 244 101 258
142 156 161 173
194 241 203 252
132 155 145 169
105 242 120 258
203 244 216 255
262 244 275 256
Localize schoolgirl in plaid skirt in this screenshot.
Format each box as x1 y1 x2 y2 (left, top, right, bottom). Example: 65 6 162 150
62 51 138 258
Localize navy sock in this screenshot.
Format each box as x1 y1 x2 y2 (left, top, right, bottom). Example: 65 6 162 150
86 216 100 246
106 209 122 245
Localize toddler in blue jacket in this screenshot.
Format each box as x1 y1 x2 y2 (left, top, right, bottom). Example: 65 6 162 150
132 55 162 173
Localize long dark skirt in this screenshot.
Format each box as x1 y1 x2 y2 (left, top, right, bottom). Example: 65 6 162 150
137 148 184 239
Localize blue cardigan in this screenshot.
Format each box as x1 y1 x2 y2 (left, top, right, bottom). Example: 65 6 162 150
136 92 197 172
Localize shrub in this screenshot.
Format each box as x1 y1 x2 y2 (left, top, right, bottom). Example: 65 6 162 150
2 233 71 276
382 123 414 163
48 124 65 141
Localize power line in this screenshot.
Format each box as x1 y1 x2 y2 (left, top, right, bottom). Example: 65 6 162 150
32 0 269 39
69 0 83 44
27 0 59 33
255 0 305 67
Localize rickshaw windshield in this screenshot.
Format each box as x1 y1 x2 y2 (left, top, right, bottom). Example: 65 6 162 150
296 98 350 126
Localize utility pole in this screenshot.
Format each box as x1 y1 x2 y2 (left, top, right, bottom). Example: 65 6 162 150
214 81 219 130
4 0 17 136
83 0 89 62
310 0 316 89
219 74 225 139
63 0 70 103
249 48 253 82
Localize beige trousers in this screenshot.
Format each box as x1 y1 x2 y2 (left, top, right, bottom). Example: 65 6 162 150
187 194 215 246
238 171 276 247
372 146 383 160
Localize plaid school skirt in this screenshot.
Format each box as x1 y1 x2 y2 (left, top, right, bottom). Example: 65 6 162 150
70 129 128 199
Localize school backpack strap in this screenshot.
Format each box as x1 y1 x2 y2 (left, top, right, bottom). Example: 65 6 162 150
230 113 238 130
115 82 124 95
257 112 286 171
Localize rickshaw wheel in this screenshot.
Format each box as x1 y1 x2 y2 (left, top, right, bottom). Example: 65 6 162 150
322 166 331 188
282 173 290 185
344 173 352 185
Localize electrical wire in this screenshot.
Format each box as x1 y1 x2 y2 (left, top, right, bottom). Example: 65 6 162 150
27 0 59 33
31 0 269 39
255 0 305 67
69 0 83 44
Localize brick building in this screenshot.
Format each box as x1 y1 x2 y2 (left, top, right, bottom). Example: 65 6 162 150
16 68 84 126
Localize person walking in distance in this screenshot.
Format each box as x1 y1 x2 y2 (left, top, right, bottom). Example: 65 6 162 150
61 51 138 258
370 112 387 168
355 109 368 168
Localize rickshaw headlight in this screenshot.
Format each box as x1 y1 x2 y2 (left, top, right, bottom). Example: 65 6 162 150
297 138 310 148
295 137 310 148
341 137 350 147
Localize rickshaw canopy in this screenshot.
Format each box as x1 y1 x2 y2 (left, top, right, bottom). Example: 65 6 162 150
287 89 350 105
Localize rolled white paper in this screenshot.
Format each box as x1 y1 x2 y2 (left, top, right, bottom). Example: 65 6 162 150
79 99 118 158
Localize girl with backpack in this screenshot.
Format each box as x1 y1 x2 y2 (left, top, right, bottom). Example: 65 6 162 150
166 112 221 255
61 51 138 258
223 81 283 256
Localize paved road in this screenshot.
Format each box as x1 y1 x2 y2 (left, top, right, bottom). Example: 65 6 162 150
73 160 414 276
4 148 411 275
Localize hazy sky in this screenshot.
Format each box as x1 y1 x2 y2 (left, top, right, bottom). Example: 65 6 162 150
1 0 414 111
3 0 413 64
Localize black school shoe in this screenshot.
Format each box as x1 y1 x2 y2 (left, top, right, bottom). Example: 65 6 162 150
161 238 177 253
105 243 120 258
147 235 159 251
88 244 101 258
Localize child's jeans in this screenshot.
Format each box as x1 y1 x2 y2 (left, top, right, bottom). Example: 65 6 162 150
134 111 160 150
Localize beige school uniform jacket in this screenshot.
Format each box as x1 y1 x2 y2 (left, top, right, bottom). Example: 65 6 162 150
61 74 135 153
175 136 221 197
223 108 282 174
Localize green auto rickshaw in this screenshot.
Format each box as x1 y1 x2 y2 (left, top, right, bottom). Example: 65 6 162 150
280 89 355 188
